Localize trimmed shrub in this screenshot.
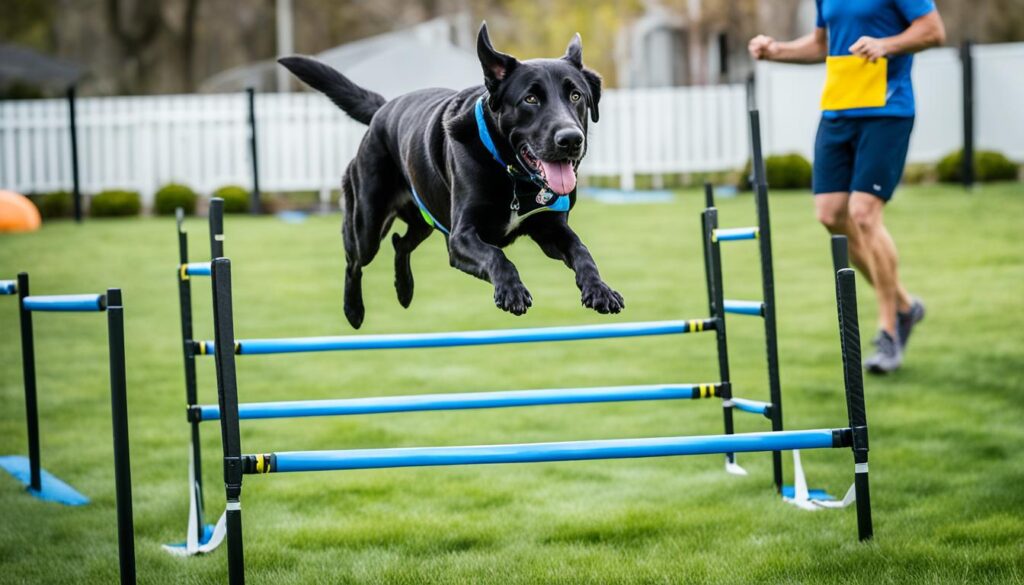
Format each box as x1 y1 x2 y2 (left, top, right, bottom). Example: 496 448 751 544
154 183 198 216
213 185 250 214
937 149 1019 183
91 190 141 217
766 154 813 189
30 191 74 219
901 163 933 185
739 153 813 191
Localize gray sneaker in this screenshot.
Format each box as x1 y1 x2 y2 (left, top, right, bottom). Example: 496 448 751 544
865 330 903 374
897 297 925 349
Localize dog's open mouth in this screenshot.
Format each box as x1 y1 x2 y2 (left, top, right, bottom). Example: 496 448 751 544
520 146 577 196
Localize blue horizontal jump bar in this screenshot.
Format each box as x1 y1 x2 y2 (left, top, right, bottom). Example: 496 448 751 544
198 383 716 422
183 262 211 277
22 294 105 312
201 319 713 355
723 300 764 316
267 429 839 473
731 397 771 416
713 227 758 242
0 280 15 295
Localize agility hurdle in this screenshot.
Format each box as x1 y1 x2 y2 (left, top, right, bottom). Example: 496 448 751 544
0 273 136 585
699 108 786 490
168 205 219 552
167 194 791 553
206 245 871 583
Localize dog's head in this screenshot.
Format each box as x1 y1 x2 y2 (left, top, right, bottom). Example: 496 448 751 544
477 22 601 196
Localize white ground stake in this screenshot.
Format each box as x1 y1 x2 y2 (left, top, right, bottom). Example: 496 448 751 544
725 456 748 476
162 446 227 556
783 450 856 510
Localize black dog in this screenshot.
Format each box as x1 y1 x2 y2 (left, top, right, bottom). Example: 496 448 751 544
280 23 623 329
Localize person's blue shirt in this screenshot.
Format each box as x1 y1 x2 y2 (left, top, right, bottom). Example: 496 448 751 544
816 0 936 118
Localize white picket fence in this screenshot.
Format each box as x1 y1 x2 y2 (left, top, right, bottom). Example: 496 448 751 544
2 42 1022 205
0 85 748 204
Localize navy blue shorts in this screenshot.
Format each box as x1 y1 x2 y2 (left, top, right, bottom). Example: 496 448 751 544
813 116 914 201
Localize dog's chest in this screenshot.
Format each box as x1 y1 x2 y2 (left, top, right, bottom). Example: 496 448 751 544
474 206 526 247
504 209 525 235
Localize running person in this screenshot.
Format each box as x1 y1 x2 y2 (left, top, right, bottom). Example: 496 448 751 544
749 0 945 373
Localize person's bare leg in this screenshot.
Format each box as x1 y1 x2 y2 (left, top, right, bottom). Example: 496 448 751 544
814 192 877 285
873 221 913 312
849 193 907 335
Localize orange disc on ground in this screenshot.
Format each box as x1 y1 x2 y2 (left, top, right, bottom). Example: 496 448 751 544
0 190 42 233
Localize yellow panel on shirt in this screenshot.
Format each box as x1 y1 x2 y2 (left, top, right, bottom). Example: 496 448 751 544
821 56 888 111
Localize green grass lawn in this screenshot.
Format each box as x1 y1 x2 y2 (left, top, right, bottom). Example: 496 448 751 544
1 183 1022 584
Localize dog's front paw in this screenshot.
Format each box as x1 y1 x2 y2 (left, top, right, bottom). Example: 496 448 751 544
581 281 625 314
494 281 533 316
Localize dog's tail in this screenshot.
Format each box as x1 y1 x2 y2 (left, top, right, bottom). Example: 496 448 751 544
278 56 385 125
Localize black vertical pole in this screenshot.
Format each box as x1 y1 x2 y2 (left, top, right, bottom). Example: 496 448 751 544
211 259 245 584
106 289 136 584
700 183 715 317
176 208 206 542
835 268 873 541
831 235 849 273
749 110 766 187
246 88 261 215
750 109 784 493
16 273 41 492
67 85 82 223
718 32 730 80
960 39 975 190
704 209 736 463
209 198 225 259
745 72 756 112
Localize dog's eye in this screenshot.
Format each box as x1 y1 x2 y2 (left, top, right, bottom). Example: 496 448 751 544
569 90 583 103
524 95 539 105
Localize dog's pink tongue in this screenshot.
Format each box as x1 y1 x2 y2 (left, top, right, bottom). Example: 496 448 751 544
539 160 576 195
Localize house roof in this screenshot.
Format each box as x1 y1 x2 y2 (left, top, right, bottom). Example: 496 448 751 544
0 44 84 89
200 15 482 98
318 37 481 99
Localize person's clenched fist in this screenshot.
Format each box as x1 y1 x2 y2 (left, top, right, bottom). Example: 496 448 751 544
749 35 777 60
850 36 889 62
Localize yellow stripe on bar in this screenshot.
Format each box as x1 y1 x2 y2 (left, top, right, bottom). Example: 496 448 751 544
256 454 265 473
179 264 189 281
688 319 704 332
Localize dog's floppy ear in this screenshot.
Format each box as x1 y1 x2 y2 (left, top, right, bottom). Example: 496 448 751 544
477 22 518 102
563 33 583 69
581 68 602 123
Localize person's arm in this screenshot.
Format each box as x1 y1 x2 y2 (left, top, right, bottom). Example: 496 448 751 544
749 28 828 64
850 10 946 62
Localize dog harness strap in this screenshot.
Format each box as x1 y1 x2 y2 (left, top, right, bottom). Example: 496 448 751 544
410 187 449 235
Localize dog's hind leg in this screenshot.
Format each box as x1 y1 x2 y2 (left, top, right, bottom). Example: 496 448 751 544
340 165 399 329
392 204 433 308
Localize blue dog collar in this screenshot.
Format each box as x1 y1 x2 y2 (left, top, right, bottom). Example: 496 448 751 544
474 96 507 167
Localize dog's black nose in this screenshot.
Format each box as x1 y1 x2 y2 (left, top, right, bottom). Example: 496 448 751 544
554 127 584 150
